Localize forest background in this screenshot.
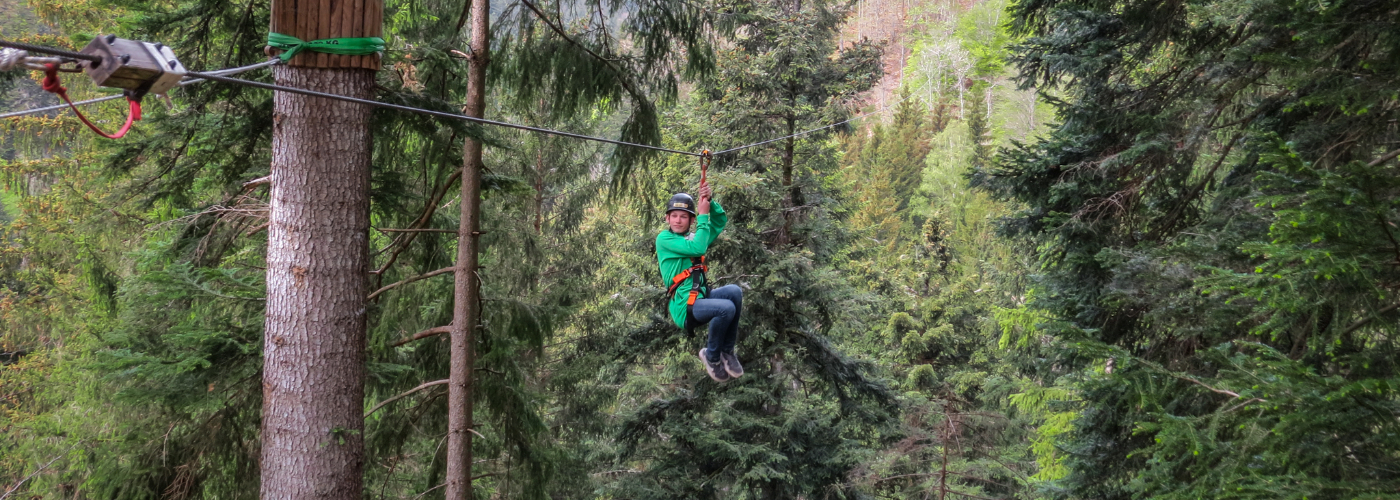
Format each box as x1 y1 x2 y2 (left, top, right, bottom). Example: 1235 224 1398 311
1 0 1397 498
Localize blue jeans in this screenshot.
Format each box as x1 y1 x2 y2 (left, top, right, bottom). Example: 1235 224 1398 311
686 284 743 355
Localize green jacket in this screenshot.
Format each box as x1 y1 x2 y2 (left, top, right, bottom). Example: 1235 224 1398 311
656 199 727 328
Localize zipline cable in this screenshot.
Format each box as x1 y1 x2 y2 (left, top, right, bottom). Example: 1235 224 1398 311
710 114 866 156
4 39 898 158
0 58 280 120
0 39 102 63
182 70 705 157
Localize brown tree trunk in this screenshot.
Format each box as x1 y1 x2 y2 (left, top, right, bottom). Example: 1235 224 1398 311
534 150 544 234
260 65 374 499
777 115 796 246
446 0 490 497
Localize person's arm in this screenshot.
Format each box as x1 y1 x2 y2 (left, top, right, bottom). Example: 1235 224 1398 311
697 181 727 234
709 198 727 235
657 211 723 257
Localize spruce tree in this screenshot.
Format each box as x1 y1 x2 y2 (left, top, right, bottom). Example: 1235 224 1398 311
559 1 896 498
982 0 1400 497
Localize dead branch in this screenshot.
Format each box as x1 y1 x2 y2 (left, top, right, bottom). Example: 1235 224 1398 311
0 441 83 500
392 325 452 347
364 379 448 417
1369 147 1400 167
1341 302 1400 336
242 175 271 189
367 266 455 301
376 228 457 233
372 168 462 277
945 490 1002 500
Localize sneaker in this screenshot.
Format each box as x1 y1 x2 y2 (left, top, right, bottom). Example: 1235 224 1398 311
699 349 730 382
720 351 744 379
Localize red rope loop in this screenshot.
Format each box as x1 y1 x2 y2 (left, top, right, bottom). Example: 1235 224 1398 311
41 63 141 139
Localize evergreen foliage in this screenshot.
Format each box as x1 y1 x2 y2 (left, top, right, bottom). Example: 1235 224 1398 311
7 0 1395 497
983 0 1400 497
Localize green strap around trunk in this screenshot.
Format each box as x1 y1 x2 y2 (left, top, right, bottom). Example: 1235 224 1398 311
267 33 385 62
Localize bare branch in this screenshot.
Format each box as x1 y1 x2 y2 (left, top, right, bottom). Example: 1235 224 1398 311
1368 147 1400 167
392 325 453 347
367 266 455 301
411 483 446 500
364 379 448 418
242 175 271 189
372 169 462 276
376 228 457 233
1342 302 1400 336
1 441 82 500
945 490 1002 500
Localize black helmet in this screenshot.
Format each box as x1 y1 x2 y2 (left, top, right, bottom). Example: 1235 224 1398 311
665 193 696 216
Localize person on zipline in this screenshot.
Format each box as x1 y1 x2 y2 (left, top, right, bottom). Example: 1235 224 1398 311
656 182 744 382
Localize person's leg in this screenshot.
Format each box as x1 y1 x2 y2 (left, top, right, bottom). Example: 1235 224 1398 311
688 298 736 381
707 285 744 353
690 297 737 354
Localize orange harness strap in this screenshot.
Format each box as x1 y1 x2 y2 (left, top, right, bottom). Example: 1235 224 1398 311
666 256 708 306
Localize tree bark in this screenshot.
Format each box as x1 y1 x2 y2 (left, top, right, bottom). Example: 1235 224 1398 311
777 115 796 247
446 0 490 497
261 65 374 499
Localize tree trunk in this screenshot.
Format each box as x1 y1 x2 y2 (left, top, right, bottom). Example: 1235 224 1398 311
446 0 490 497
777 115 796 247
261 65 374 499
534 149 544 234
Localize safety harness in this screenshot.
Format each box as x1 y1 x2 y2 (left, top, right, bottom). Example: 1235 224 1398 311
665 256 708 307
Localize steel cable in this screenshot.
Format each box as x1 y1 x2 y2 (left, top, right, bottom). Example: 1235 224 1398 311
0 59 280 120
4 38 902 158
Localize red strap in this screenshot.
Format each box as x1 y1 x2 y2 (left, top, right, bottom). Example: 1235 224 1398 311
42 63 141 139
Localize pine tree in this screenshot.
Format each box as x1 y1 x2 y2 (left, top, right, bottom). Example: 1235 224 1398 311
883 88 933 211
982 0 1400 497
560 1 898 498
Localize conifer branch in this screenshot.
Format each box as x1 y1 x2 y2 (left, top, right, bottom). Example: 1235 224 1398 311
517 0 643 102
364 379 448 417
367 266 455 301
392 325 453 347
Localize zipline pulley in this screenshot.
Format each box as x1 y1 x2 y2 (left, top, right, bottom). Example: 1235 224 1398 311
80 34 187 100
700 149 711 187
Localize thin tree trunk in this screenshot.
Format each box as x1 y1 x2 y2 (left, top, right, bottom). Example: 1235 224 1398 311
261 65 374 499
534 149 544 234
938 412 950 500
446 0 490 497
777 115 796 246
